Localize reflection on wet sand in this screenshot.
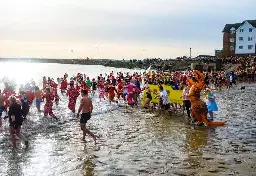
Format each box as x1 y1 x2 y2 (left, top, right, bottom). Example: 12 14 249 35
186 128 208 166
83 156 95 176
6 150 23 176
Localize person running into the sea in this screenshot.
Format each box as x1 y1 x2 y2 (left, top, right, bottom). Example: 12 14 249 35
122 82 128 102
98 81 105 101
66 81 80 113
117 80 124 100
77 89 97 144
50 80 59 105
91 79 97 96
86 77 92 90
60 78 68 95
107 84 118 104
19 91 30 120
0 90 5 127
34 86 43 112
3 82 15 114
104 82 109 99
127 81 135 105
8 96 29 148
111 76 117 86
42 87 57 119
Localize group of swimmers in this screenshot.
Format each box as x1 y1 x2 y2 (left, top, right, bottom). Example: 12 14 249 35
0 69 225 148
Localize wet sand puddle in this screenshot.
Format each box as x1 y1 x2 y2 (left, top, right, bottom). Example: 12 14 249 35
0 84 256 176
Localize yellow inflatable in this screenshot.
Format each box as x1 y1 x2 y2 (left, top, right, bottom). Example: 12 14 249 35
141 85 183 105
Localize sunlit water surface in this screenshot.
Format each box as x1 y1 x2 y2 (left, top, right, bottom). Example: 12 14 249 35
0 62 255 176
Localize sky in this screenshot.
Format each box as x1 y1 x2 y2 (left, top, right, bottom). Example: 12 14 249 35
0 0 255 59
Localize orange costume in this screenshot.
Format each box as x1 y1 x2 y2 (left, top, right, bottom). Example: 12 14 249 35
187 70 225 126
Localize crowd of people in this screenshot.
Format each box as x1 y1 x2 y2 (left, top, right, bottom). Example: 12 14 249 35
0 55 256 148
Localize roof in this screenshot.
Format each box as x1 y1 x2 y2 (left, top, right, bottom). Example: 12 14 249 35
222 23 241 33
242 20 256 28
222 20 256 33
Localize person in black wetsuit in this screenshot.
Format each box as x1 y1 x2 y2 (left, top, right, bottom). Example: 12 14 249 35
20 91 30 120
8 96 28 148
91 79 97 96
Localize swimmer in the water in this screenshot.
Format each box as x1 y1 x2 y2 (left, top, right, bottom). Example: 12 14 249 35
77 89 97 144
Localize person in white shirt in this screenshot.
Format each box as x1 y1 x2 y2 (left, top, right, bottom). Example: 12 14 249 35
159 86 170 110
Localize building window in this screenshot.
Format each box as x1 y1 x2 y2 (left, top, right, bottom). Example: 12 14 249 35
239 37 243 41
230 46 234 51
239 46 243 49
230 38 235 42
240 29 244 32
249 28 253 32
248 45 253 50
248 37 253 41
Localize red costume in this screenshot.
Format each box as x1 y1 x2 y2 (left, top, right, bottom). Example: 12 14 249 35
60 79 68 92
66 87 80 112
43 92 57 119
51 81 59 104
117 82 123 99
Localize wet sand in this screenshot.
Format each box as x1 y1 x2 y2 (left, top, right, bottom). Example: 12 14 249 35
0 84 256 176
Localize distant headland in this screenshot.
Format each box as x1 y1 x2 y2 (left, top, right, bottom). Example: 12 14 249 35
0 57 224 71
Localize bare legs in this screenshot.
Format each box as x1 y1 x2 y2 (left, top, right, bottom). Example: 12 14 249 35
9 126 28 148
36 103 41 112
80 124 97 145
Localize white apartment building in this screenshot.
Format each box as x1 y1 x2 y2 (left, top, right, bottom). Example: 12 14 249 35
235 20 256 55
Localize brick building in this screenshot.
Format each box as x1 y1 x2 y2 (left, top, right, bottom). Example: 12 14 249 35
222 20 256 57
222 23 241 57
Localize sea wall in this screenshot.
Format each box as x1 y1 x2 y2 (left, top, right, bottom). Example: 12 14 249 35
0 58 222 71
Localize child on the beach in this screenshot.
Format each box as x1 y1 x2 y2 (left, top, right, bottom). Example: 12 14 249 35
205 88 218 121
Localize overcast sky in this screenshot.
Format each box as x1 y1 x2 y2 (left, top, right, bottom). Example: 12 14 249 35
0 0 255 59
